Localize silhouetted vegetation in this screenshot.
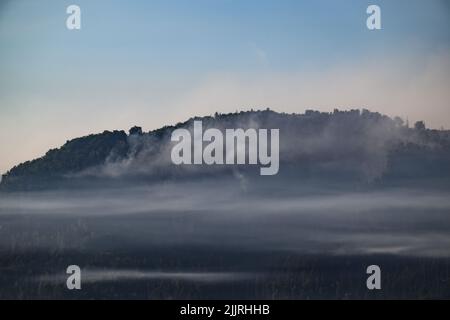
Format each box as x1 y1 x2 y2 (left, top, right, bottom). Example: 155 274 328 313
1 109 449 191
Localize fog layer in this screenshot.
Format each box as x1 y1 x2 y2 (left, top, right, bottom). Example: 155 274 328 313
1 179 449 258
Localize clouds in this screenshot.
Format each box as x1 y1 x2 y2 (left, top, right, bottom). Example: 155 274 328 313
167 51 450 130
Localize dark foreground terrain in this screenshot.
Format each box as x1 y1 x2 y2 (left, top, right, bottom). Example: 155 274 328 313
1 180 449 299
1 247 450 299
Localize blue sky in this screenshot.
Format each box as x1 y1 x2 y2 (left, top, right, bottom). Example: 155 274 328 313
2 0 448 80
0 0 450 173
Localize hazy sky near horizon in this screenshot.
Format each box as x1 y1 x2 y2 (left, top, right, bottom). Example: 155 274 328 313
0 0 450 173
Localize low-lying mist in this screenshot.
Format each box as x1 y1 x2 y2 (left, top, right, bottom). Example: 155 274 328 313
1 178 449 258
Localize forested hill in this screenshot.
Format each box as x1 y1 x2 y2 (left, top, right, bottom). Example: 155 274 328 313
1 109 450 191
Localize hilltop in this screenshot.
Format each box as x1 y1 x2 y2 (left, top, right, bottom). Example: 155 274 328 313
1 109 450 191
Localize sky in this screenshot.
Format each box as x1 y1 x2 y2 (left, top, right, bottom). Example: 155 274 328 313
0 0 449 174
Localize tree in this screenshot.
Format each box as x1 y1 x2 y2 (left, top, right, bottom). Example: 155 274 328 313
414 121 426 131
394 116 404 127
129 126 143 135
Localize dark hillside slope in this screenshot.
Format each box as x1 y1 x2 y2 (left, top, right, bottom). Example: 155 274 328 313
1 109 450 191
